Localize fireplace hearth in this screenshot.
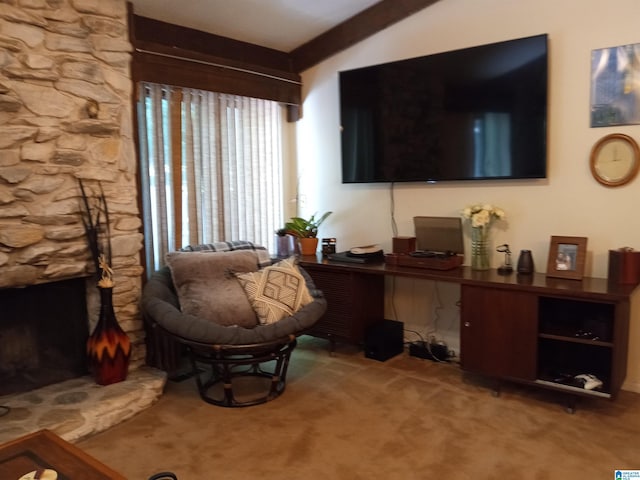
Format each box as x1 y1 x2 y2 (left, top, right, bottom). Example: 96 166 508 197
0 278 89 396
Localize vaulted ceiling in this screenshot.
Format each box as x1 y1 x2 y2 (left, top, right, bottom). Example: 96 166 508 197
127 0 381 52
128 0 442 71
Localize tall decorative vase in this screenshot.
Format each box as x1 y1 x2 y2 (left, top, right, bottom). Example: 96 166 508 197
87 286 131 385
471 226 491 270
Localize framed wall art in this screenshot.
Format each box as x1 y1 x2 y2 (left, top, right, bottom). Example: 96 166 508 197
546 236 588 280
591 43 640 127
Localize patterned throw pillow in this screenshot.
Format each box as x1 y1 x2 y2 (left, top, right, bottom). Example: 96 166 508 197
236 257 314 325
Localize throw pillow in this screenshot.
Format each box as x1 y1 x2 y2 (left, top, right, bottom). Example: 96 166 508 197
236 257 314 325
165 250 261 328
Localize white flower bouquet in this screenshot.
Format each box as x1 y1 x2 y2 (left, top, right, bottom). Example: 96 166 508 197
461 203 505 228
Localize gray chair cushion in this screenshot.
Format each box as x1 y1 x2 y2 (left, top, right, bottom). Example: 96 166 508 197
141 264 326 346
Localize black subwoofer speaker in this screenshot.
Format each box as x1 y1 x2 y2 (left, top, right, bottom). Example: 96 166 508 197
364 319 404 362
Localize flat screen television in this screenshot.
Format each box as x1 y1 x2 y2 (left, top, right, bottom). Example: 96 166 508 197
339 34 548 183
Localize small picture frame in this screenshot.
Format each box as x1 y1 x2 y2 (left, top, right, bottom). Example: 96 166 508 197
546 236 588 280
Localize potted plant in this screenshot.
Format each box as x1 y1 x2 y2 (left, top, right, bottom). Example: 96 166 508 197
285 211 332 255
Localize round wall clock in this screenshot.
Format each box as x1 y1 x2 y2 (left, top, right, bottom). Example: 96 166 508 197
589 133 640 187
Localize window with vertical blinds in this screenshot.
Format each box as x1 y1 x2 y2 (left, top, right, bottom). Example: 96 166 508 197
137 82 284 274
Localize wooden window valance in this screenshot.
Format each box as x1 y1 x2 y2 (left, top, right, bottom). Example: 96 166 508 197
128 6 302 116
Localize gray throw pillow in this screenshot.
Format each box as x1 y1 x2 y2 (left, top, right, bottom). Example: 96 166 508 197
165 250 260 328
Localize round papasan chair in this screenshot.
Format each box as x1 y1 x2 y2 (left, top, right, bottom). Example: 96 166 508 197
140 241 327 407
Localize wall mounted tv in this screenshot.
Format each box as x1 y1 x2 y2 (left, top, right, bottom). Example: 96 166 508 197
340 34 548 183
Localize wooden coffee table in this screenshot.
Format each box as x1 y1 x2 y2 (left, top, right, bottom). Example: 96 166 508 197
0 429 126 480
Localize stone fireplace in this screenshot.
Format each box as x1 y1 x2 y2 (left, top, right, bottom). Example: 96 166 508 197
0 0 146 389
0 277 88 396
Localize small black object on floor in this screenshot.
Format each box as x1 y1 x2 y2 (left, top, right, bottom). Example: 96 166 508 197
364 319 404 362
409 341 450 362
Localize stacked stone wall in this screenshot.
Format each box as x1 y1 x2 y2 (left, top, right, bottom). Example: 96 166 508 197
0 0 145 367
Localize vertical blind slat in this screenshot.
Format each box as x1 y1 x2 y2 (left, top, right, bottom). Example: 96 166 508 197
138 82 284 273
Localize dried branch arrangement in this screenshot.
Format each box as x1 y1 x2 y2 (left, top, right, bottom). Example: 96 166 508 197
78 178 114 287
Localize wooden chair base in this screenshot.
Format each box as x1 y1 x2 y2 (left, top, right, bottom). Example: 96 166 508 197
187 336 297 407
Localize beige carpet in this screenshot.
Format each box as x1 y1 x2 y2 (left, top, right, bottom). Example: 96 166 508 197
77 336 640 479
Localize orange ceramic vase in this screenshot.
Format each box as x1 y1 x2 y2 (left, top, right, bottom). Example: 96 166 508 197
86 287 131 385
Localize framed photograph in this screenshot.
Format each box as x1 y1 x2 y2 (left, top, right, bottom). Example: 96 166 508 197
546 236 587 280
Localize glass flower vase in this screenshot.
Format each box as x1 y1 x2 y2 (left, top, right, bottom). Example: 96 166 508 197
86 286 132 385
471 226 491 271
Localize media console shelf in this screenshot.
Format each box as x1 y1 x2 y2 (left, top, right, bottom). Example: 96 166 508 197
299 254 638 410
460 284 630 412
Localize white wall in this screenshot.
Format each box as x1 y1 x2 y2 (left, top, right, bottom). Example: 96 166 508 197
295 0 640 392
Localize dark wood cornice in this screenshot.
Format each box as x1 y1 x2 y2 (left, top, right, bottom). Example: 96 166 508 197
290 0 442 72
133 39 300 84
131 51 301 106
129 9 301 109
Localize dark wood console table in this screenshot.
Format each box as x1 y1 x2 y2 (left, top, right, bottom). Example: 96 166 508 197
299 254 638 405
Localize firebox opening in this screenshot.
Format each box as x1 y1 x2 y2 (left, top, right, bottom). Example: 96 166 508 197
0 277 89 396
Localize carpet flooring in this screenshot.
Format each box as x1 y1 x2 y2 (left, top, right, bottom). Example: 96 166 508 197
77 336 640 479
